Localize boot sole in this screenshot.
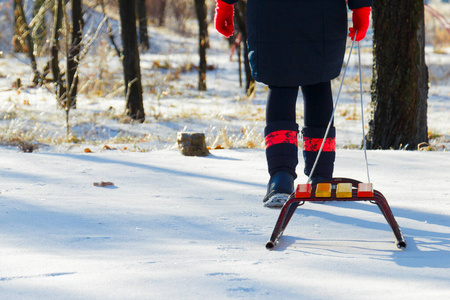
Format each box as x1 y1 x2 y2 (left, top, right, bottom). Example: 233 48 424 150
263 193 290 208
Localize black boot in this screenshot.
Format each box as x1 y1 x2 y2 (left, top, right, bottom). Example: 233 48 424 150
263 171 295 208
264 121 298 207
302 126 336 184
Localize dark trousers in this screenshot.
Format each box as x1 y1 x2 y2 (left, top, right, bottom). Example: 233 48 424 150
265 82 336 179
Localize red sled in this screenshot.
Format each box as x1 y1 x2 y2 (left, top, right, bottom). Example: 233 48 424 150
266 178 407 250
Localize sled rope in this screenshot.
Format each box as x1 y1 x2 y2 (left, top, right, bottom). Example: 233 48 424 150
307 32 371 184
358 41 371 183
306 36 355 183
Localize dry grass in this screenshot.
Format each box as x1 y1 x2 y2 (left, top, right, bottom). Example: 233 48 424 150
1 4 449 152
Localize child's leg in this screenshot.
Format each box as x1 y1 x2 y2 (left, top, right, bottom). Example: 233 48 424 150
301 81 336 181
262 86 299 207
265 86 299 179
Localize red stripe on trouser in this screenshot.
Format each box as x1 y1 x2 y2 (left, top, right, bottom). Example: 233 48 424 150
303 137 335 152
265 130 298 149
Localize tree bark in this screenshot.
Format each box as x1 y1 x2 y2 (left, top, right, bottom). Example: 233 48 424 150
14 0 40 85
118 0 145 122
32 0 47 56
194 0 208 91
136 0 150 51
13 0 25 53
367 0 428 150
177 132 210 156
100 0 121 58
50 0 65 105
234 0 255 96
66 0 83 109
160 0 167 26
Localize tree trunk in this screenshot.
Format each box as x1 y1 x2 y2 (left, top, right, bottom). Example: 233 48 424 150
236 34 243 87
367 0 428 150
194 0 208 91
100 0 121 58
14 0 40 85
50 0 65 105
136 0 150 51
32 0 47 56
66 0 83 109
234 0 255 96
177 132 210 156
13 0 25 53
158 0 167 27
118 0 145 122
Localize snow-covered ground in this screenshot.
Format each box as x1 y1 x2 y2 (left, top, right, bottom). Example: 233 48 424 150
1 148 449 299
1 3 450 299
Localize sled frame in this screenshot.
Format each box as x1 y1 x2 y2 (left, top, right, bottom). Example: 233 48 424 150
265 178 407 250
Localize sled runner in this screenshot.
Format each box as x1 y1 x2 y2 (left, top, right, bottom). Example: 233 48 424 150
265 178 407 250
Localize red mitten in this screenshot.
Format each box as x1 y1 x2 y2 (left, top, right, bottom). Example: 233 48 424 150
214 0 234 38
349 7 371 41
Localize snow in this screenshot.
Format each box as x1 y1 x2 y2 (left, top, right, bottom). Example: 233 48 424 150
1 4 450 299
1 148 450 299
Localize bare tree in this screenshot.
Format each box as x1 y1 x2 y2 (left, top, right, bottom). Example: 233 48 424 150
146 0 167 26
367 0 428 150
234 0 254 96
48 0 85 135
66 0 84 109
136 0 150 51
13 0 41 85
32 0 47 56
50 0 65 104
100 0 121 57
194 0 208 91
118 0 145 122
158 0 167 26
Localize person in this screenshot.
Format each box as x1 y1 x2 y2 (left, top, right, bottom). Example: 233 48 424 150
214 0 372 207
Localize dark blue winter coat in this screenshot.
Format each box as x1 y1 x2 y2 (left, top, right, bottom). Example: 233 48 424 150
222 0 372 87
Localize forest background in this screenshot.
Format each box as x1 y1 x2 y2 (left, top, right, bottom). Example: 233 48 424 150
0 0 449 152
